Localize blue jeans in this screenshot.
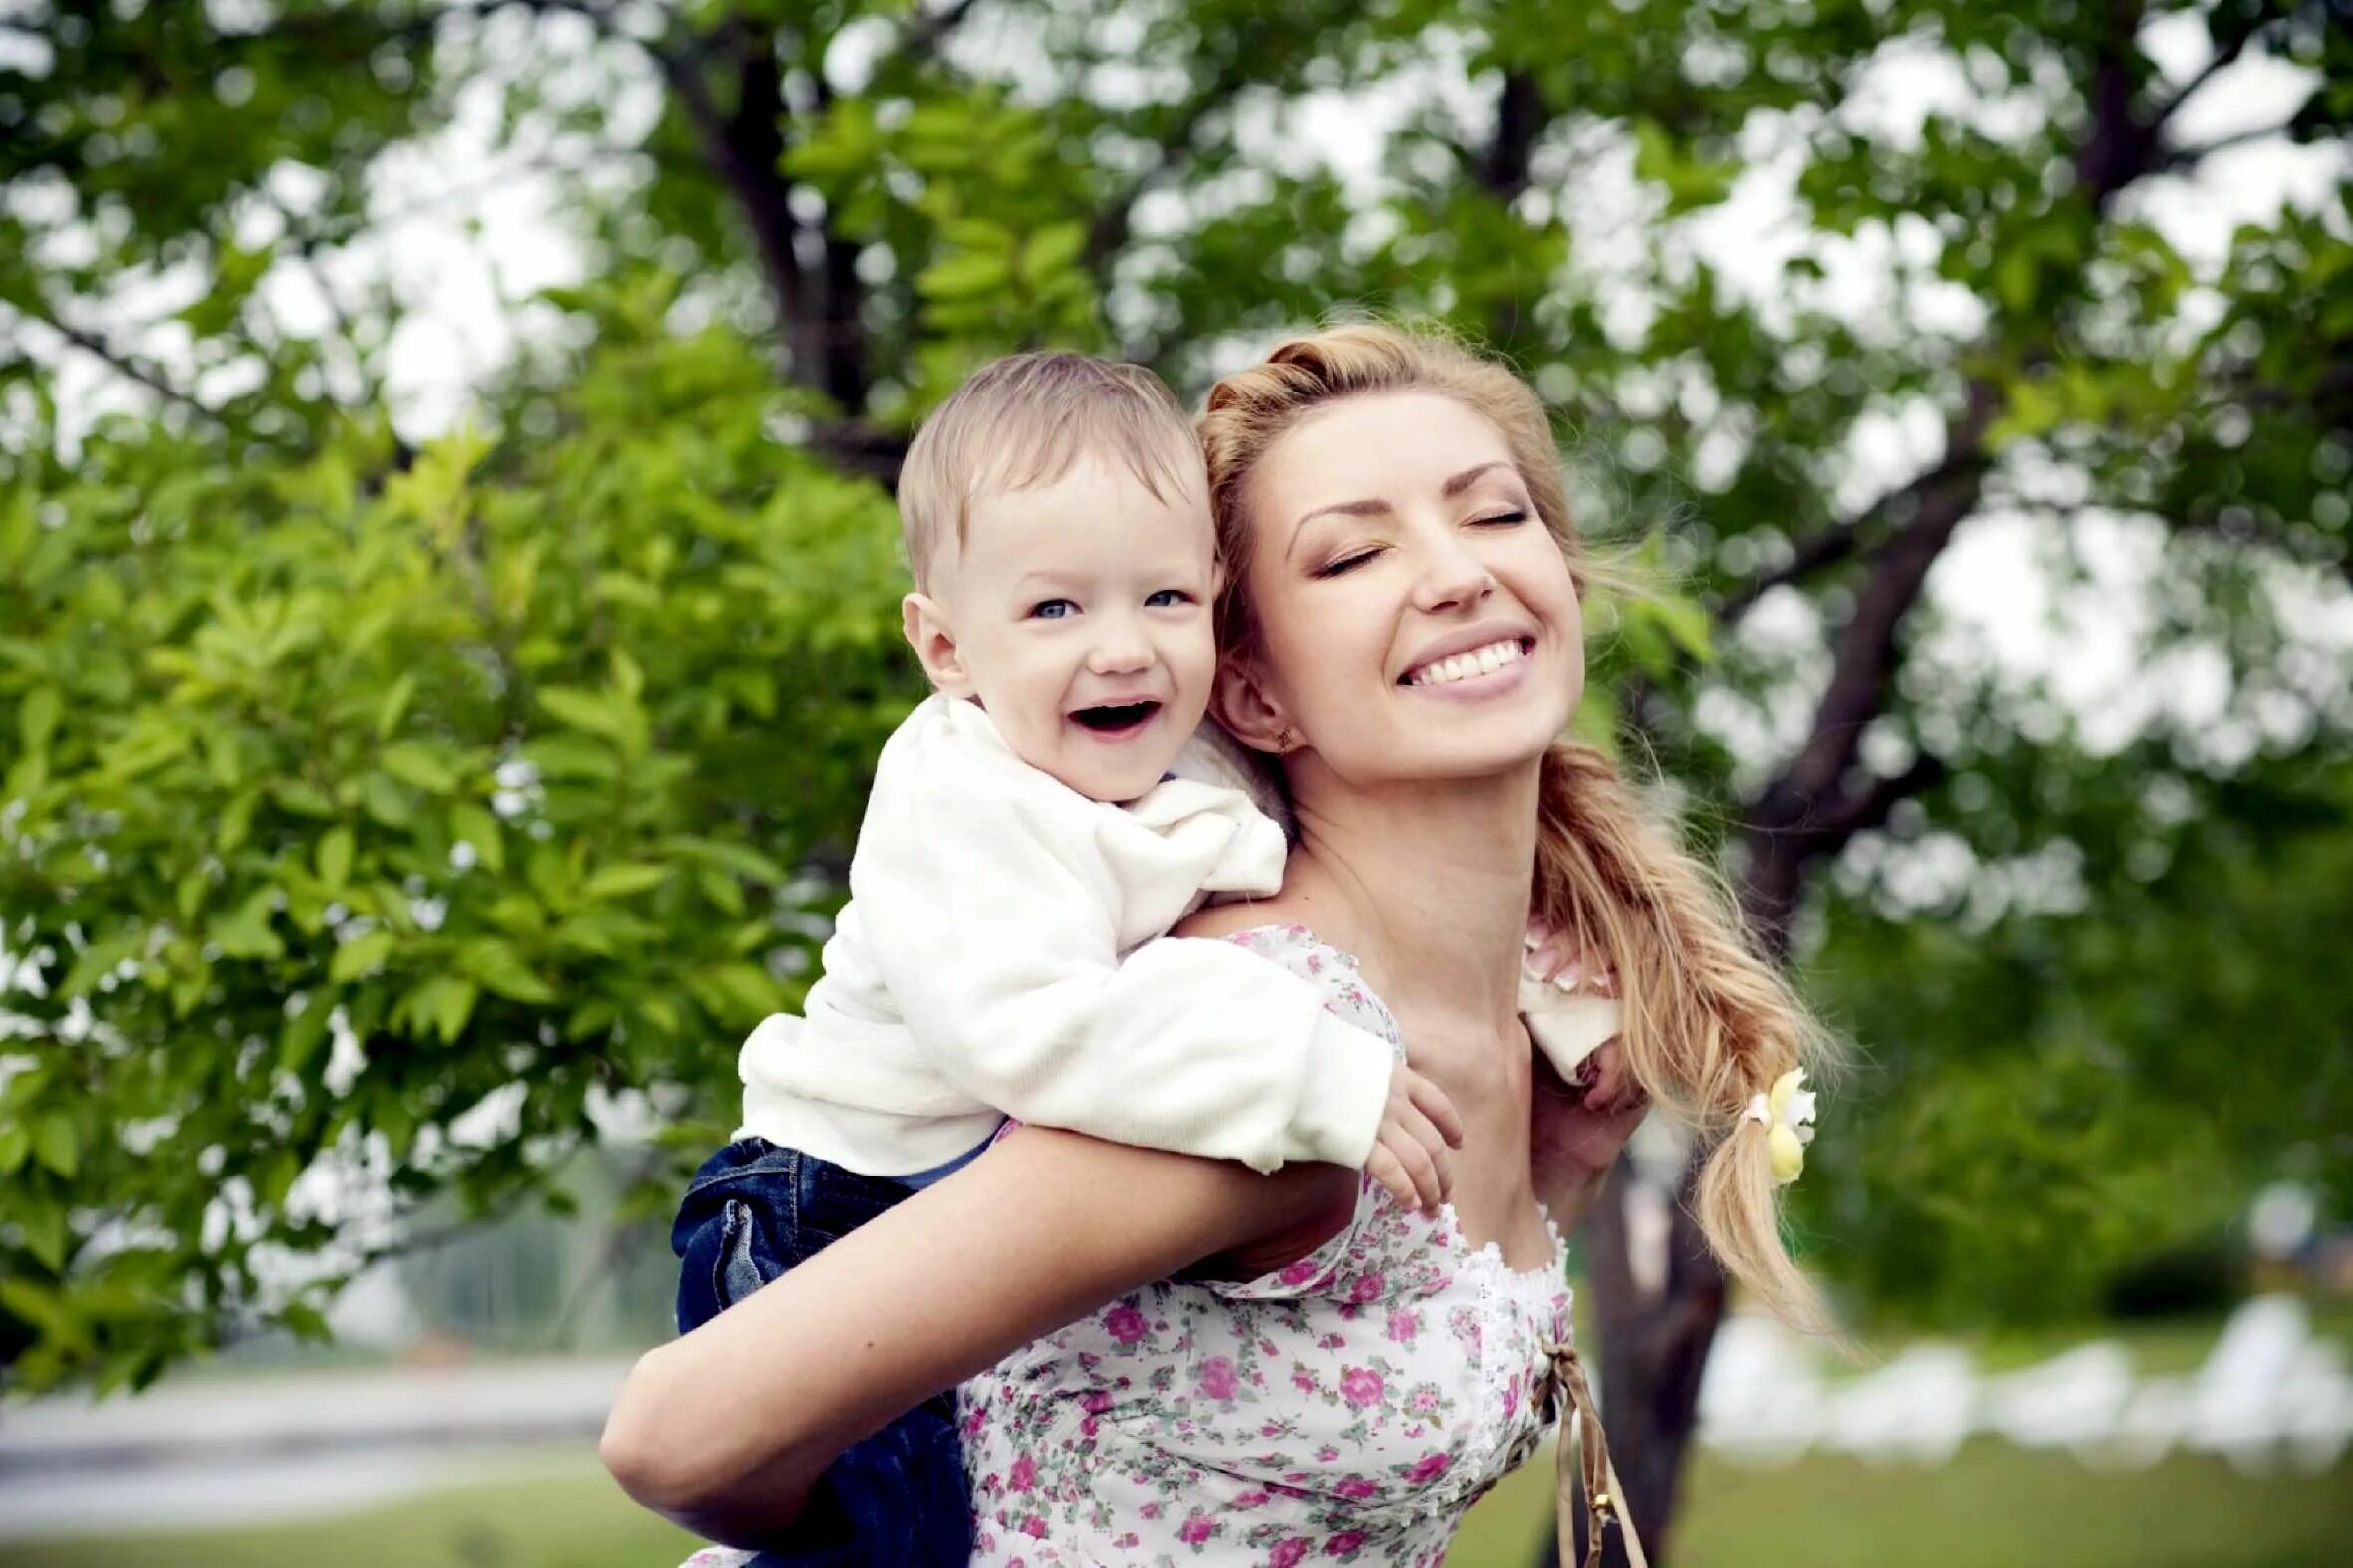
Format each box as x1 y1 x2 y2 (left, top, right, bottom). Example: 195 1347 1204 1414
672 1138 974 1568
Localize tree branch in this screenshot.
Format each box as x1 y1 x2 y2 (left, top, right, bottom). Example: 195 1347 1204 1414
1742 377 1998 884
1085 53 1259 274
1477 70 1547 207
2147 0 2289 132
1815 751 1950 842
2161 116 2301 168
899 0 985 61
4 297 224 427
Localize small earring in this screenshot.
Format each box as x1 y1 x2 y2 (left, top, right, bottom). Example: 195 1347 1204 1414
1275 727 1303 753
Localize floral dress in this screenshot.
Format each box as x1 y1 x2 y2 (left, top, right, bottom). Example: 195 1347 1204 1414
682 925 1573 1568
961 925 1572 1566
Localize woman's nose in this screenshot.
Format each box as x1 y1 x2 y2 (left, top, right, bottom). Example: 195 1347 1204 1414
1411 539 1497 614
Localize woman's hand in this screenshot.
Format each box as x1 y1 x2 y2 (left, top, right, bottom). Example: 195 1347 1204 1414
1528 1039 1648 1227
1522 920 1646 1225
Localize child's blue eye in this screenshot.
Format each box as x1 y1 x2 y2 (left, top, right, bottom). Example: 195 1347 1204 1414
1144 588 1194 608
1029 599 1078 620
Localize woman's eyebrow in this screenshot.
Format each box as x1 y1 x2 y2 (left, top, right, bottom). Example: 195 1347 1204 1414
1442 460 1513 497
1288 461 1519 559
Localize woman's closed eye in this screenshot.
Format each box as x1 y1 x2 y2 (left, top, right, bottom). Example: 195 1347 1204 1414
1471 509 1529 528
1312 546 1382 579
1028 598 1079 620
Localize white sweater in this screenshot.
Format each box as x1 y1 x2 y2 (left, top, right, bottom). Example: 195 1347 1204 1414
736 695 1397 1176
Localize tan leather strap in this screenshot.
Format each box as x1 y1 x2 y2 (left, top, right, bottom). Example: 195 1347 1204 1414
1544 1341 1650 1568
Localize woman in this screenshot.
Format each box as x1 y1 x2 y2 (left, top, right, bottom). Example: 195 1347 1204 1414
602 324 1829 1564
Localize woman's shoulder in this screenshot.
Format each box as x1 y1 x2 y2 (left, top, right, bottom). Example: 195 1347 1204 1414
1172 906 1402 1052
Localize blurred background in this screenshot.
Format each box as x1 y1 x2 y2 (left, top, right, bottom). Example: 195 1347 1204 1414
1 1 2348 1564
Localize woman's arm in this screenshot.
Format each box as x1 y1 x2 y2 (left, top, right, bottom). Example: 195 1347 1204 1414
601 1124 1352 1547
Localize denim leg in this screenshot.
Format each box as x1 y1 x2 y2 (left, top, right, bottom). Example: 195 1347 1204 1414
669 1142 974 1566
672 1139 804 1334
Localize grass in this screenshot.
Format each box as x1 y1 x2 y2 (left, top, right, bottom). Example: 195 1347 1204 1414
4 1440 2347 1568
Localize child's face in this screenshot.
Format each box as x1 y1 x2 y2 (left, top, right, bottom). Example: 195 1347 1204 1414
906 454 1218 803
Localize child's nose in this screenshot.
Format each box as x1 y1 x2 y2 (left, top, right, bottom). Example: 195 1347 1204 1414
1086 624 1154 676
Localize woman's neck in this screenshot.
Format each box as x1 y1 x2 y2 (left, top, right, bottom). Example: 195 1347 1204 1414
1280 758 1541 1030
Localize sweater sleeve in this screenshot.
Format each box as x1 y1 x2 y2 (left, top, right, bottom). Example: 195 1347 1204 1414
848 753 1395 1174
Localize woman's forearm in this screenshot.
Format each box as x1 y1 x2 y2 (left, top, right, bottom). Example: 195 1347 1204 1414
601 1126 1347 1543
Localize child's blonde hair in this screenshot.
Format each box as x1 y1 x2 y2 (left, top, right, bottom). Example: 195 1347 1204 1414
899 351 1205 590
1200 322 1838 1330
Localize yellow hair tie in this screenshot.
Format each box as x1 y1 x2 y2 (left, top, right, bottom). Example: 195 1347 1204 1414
1742 1067 1817 1186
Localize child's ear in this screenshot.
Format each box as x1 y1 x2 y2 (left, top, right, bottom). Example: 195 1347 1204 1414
1211 659 1297 755
902 593 973 697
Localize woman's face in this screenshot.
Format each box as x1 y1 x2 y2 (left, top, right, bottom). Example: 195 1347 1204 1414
1228 390 1583 786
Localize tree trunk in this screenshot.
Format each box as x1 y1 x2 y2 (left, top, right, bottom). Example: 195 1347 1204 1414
1544 1159 1729 1568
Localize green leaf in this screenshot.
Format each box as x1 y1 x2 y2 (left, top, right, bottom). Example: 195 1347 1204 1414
317 827 356 892
538 685 624 739
450 802 504 873
398 976 478 1043
269 778 336 818
20 1199 67 1272
376 672 417 741
379 742 460 795
1018 220 1088 288
210 891 285 960
0 1124 27 1175
583 863 670 900
359 772 416 829
329 929 396 984
32 1113 78 1178
18 684 60 756
915 250 1012 300
456 940 556 1003
277 1001 332 1075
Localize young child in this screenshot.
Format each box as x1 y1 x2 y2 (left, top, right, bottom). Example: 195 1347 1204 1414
670 352 1475 1564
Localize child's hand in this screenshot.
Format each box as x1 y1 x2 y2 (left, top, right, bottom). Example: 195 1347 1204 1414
1523 920 1618 998
1370 1061 1466 1214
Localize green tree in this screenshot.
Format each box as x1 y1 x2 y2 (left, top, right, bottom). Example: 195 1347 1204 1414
4 1 2348 1560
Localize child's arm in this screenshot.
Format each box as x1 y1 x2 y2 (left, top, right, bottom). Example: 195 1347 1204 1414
848 767 1395 1176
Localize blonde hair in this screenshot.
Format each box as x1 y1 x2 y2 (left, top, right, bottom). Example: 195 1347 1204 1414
898 351 1204 590
1200 322 1837 1329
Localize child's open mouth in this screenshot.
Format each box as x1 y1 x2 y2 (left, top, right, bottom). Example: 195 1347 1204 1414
1070 701 1162 738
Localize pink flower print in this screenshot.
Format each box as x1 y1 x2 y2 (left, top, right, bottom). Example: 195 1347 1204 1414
1292 1370 1316 1394
1335 1477 1378 1500
1339 1366 1384 1408
1271 1541 1311 1568
1233 1489 1269 1509
1409 1388 1441 1416
1141 1502 1162 1520
1198 1356 1240 1401
1104 1304 1149 1345
1386 1309 1419 1345
1349 1272 1385 1304
1279 1256 1322 1286
1325 1531 1368 1556
1406 1450 1452 1485
1178 1512 1216 1545
1020 1513 1048 1538
1081 1389 1113 1415
1503 1379 1520 1416
1316 1445 1340 1463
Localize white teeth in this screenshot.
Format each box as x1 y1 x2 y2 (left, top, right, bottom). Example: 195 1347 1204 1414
1409 639 1525 687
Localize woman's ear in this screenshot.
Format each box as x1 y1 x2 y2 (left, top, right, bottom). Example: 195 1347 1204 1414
1211 659 1298 754
901 593 972 697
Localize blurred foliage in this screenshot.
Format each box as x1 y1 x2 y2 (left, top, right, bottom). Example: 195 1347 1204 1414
0 0 2347 1418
